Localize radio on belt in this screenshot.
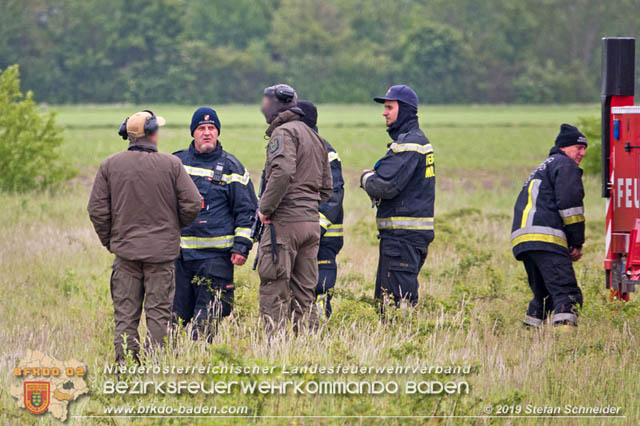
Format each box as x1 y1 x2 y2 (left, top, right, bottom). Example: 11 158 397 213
602 37 640 301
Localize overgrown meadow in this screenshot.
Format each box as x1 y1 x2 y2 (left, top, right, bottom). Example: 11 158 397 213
2 104 640 425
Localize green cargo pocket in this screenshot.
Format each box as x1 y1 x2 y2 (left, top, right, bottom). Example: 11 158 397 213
258 244 290 282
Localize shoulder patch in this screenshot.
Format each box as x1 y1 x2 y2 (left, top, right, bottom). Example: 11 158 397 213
268 136 281 154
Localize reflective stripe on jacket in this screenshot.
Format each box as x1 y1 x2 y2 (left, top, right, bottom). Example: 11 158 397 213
363 122 435 244
511 146 585 259
318 139 344 254
174 142 258 261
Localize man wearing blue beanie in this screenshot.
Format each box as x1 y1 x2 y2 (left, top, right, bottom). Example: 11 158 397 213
172 107 258 340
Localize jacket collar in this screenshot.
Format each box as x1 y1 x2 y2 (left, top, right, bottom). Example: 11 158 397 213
128 142 157 152
265 107 304 136
188 140 223 160
549 146 567 157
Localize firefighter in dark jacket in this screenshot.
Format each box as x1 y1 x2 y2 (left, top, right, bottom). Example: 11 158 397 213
172 107 258 339
511 124 587 328
298 100 344 318
360 85 435 314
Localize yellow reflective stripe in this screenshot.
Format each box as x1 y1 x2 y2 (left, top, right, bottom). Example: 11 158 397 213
183 165 250 185
180 235 234 249
319 212 332 230
328 151 341 162
318 260 332 265
558 206 584 218
389 143 433 155
222 169 250 185
521 179 536 228
511 233 568 249
376 216 434 230
562 214 585 225
184 165 213 178
324 224 343 237
234 227 252 241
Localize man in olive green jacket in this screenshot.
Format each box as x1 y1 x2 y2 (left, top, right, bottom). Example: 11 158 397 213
257 85 332 335
88 110 201 362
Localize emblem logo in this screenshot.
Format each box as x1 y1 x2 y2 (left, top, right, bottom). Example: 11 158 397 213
386 87 392 95
24 382 50 415
204 114 210 121
269 136 281 154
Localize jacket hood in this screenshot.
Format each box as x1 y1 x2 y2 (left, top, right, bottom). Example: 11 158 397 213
265 107 304 136
387 101 419 140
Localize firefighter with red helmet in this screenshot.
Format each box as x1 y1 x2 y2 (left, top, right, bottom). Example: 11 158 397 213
511 124 587 327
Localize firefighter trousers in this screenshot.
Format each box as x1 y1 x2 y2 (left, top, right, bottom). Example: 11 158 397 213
110 256 175 363
521 250 583 326
172 255 235 340
316 245 338 318
374 236 429 314
258 221 320 334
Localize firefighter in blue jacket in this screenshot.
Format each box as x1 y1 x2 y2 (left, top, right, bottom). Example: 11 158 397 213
511 124 587 328
360 85 435 315
172 107 258 339
297 100 344 318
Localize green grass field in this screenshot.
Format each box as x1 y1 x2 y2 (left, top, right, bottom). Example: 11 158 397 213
3 103 640 425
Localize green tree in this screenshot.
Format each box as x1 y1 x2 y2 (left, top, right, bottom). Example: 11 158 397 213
0 65 73 191
397 22 471 103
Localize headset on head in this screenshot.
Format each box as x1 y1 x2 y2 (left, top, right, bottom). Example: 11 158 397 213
118 110 159 140
264 85 295 103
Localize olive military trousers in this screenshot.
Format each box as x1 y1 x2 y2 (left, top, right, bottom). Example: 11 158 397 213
258 221 320 334
110 256 175 362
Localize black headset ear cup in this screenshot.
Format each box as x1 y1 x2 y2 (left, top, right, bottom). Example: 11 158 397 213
275 86 295 103
118 118 129 140
141 110 158 136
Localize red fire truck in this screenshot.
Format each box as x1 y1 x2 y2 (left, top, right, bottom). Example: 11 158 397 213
602 37 640 300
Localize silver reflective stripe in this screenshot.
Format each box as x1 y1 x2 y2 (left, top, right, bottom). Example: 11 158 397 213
525 179 541 227
377 217 434 230
235 227 252 240
389 142 433 155
553 313 577 325
319 213 332 230
558 206 584 218
328 151 340 162
523 315 543 326
180 236 234 249
510 225 566 240
362 171 375 187
184 165 251 185
184 165 213 178
325 226 343 237
221 170 250 185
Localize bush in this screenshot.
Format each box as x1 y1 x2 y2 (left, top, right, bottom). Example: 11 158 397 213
0 65 74 191
577 116 601 176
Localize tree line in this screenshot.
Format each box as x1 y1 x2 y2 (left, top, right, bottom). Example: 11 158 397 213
2 0 640 104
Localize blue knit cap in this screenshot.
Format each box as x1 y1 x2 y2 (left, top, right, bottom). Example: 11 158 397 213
190 107 221 136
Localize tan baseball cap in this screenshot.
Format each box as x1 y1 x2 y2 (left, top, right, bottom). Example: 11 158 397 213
126 111 166 138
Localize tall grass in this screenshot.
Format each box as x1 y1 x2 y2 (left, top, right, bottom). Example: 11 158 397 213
2 104 638 425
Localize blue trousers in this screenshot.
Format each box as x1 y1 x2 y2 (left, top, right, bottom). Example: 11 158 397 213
316 245 338 318
374 237 428 313
172 254 234 338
